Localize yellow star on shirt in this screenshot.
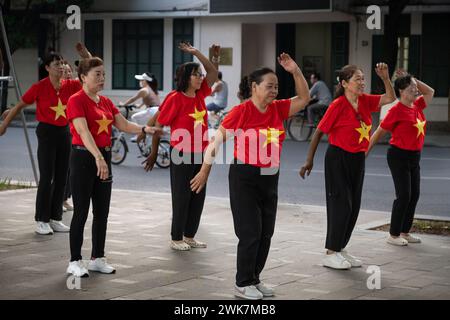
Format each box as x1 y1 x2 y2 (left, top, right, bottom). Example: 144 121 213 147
95 114 113 135
49 98 66 120
189 107 206 128
260 127 284 147
355 121 372 144
414 118 426 138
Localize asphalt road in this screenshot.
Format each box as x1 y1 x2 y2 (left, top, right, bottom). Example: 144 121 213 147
1 127 449 218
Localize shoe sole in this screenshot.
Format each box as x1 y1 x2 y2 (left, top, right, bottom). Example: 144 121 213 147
87 267 116 274
66 271 89 278
387 240 408 246
322 263 351 270
234 292 263 300
35 230 53 235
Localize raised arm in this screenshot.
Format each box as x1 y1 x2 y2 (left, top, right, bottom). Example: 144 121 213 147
76 42 93 59
179 42 219 87
375 62 396 107
277 53 310 116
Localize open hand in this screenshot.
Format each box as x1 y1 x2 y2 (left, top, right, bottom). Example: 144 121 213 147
190 171 208 194
75 42 92 59
142 151 157 172
179 41 198 55
277 53 299 74
375 62 389 80
299 160 313 179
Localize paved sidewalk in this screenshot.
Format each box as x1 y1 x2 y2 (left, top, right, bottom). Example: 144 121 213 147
0 188 449 300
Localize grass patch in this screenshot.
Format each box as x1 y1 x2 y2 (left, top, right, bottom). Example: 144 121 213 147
372 219 450 236
0 178 34 191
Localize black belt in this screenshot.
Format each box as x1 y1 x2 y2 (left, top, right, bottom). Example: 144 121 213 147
72 145 111 152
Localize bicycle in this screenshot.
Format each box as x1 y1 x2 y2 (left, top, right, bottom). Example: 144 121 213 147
136 134 171 168
286 100 326 141
111 105 135 165
110 105 170 168
208 108 228 129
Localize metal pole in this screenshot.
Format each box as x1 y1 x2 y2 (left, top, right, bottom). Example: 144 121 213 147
0 6 39 184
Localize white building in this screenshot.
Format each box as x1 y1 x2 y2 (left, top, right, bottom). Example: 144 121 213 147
10 0 450 124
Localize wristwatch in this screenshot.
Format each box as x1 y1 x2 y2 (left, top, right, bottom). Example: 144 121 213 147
141 126 146 134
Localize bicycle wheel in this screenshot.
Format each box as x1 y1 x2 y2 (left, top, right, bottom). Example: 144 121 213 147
155 140 171 168
287 116 313 142
111 137 127 165
137 135 151 157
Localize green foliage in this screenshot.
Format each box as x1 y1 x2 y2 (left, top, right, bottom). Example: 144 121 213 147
2 0 94 53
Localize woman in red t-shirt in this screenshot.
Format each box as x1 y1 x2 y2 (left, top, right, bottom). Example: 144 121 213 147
299 63 396 270
65 57 160 277
190 53 310 300
143 42 218 252
367 70 435 246
0 50 87 235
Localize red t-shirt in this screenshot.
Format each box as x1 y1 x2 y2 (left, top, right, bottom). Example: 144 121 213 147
157 79 211 153
221 99 291 168
21 77 82 126
380 96 427 151
318 93 382 153
67 90 120 148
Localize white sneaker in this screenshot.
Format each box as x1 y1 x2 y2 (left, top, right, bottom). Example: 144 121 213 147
50 219 70 232
401 234 421 243
341 250 363 268
66 260 89 277
322 252 351 270
87 257 116 274
170 240 191 251
235 285 263 300
130 135 138 143
387 236 408 246
183 237 207 248
35 221 53 235
255 282 275 297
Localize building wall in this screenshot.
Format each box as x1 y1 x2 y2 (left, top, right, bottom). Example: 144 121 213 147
242 23 276 77
8 9 448 122
197 17 243 108
7 49 39 108
295 23 332 87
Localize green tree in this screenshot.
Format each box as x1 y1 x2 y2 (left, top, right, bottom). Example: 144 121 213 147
0 0 93 112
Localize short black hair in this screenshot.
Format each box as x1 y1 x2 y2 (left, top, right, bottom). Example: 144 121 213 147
394 74 413 97
174 62 201 92
43 52 63 67
218 71 223 80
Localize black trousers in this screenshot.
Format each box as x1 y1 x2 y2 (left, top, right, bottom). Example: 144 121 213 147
35 122 71 222
387 146 421 236
229 162 279 287
324 145 365 252
169 150 206 241
69 147 112 262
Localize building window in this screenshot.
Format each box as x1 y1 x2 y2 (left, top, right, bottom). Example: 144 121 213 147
112 19 163 90
84 20 104 59
422 13 449 97
173 19 194 88
396 37 409 72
